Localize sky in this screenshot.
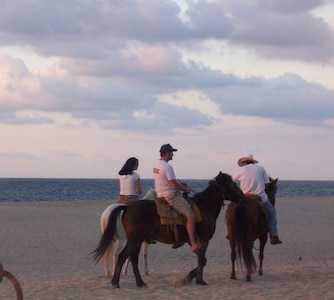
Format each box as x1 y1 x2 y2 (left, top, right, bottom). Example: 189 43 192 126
1 0 334 181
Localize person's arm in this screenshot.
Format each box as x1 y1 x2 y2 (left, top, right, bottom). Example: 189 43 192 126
119 178 121 193
169 179 191 193
262 166 270 184
135 178 142 195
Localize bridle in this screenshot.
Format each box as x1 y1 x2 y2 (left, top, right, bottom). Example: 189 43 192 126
212 176 228 204
213 174 244 205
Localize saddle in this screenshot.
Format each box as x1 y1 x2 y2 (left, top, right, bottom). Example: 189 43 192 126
155 197 202 225
245 193 262 203
154 196 202 242
245 193 269 226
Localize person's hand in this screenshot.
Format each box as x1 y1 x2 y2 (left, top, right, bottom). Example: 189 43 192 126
177 180 191 193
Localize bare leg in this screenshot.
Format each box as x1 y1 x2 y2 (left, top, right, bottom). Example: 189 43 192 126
182 208 201 252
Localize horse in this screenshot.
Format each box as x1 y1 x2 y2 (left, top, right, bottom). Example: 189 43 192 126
99 188 157 278
225 177 278 281
92 172 243 288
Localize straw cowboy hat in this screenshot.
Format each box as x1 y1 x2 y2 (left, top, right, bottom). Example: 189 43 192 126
237 154 259 167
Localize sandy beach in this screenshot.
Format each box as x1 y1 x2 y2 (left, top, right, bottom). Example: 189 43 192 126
1 196 334 300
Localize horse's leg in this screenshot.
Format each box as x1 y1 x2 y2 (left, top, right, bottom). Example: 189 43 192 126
123 257 130 276
111 250 128 289
258 235 268 276
226 206 237 280
230 237 237 280
113 233 128 277
142 241 149 276
244 238 256 282
183 243 208 285
129 243 147 287
111 238 128 288
123 241 148 277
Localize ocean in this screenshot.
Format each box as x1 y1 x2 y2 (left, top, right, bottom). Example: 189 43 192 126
0 178 333 202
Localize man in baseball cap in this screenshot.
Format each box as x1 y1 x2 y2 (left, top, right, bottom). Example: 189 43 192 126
153 144 202 253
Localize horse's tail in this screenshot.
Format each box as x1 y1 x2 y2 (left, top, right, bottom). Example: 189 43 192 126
91 204 127 264
234 204 257 275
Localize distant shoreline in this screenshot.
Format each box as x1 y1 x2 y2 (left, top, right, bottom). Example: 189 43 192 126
0 195 334 206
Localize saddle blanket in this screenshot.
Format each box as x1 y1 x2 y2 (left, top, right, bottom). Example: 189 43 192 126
155 198 202 225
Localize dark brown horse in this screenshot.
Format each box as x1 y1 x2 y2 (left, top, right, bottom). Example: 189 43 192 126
92 172 242 288
225 177 278 281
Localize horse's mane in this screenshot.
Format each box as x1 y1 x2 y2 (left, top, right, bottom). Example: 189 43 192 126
142 188 157 200
191 179 220 209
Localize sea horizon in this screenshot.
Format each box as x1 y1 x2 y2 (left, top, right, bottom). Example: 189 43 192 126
1 177 333 202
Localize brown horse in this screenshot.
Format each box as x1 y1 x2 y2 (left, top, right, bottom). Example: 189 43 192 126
225 177 278 281
91 172 243 288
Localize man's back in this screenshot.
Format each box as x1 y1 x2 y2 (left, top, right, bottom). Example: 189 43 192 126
233 163 269 201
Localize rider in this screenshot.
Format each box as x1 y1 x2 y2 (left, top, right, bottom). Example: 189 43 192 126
117 157 142 204
232 154 283 245
153 144 202 253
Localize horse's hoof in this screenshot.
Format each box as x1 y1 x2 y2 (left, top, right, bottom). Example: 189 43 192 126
137 282 147 288
230 275 237 280
258 271 263 276
246 276 252 282
196 279 208 285
112 283 120 289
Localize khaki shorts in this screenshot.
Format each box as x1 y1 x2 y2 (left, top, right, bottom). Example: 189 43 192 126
166 191 191 214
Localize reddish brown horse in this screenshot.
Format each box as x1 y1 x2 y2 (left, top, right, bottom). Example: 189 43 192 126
225 177 278 281
92 172 243 288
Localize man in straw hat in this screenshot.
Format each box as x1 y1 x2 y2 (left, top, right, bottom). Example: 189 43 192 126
233 154 282 245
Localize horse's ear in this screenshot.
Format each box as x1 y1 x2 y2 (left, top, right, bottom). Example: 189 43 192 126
273 178 278 183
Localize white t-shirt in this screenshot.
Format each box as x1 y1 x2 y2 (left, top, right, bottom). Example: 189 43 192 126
232 164 269 202
153 159 176 198
119 172 140 195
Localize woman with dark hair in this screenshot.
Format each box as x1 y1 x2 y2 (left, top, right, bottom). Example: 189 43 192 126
118 157 142 204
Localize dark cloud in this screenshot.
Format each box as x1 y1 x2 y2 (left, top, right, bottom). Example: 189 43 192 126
211 73 334 125
227 3 334 62
0 0 332 62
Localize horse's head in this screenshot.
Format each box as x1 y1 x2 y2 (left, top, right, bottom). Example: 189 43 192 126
265 177 278 207
214 172 244 204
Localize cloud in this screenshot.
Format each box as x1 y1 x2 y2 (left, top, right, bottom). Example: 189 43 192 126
211 73 334 125
1 50 334 129
0 0 333 131
216 1 334 62
0 0 333 63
